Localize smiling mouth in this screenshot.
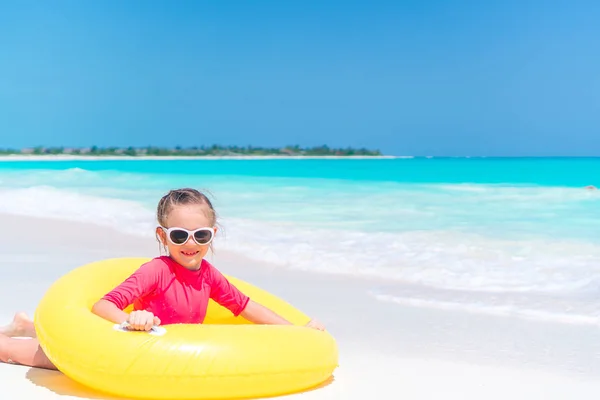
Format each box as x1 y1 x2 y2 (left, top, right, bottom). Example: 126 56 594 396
181 250 199 257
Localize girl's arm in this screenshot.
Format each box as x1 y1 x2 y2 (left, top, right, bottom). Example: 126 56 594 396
239 300 293 325
92 299 160 331
207 263 326 330
240 300 326 330
91 299 130 324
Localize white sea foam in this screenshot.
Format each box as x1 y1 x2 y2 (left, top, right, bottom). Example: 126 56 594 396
1 185 600 297
370 292 600 327
218 218 600 295
0 186 156 236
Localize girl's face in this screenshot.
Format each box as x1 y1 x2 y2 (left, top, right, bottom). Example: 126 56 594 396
156 204 217 270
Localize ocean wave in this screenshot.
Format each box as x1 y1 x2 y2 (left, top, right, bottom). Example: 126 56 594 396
370 292 600 326
1 186 600 299
0 186 156 236
218 219 600 295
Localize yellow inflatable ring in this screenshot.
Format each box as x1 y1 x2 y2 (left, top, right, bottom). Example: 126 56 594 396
34 257 338 400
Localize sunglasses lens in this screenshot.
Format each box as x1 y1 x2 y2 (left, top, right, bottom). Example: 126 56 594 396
194 229 213 244
169 229 189 244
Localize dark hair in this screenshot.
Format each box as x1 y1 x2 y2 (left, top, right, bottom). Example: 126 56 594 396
157 188 217 226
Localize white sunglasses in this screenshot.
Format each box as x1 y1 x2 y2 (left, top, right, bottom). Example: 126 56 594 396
159 226 215 245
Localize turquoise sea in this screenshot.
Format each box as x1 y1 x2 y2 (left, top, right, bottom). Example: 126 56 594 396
1 157 600 324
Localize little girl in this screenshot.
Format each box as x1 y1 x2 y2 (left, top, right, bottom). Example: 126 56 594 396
0 188 324 370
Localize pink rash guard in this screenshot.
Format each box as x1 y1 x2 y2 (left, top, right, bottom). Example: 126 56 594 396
102 256 250 325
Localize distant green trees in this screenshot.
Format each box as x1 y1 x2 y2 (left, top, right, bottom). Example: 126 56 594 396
1 145 383 157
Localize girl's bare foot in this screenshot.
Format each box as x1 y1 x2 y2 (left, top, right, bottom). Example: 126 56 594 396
0 313 36 338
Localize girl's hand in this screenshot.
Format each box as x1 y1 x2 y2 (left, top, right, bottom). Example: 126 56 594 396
305 319 326 331
127 310 161 331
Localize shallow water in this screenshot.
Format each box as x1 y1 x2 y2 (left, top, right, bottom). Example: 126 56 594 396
1 158 600 324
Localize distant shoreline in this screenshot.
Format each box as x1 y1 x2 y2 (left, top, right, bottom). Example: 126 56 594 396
0 155 401 161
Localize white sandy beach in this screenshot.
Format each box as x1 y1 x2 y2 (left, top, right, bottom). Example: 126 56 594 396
1 214 600 400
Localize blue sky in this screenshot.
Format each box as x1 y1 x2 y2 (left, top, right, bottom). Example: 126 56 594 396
1 0 599 156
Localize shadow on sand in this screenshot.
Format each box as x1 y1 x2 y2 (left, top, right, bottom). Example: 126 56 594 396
25 367 124 399
26 367 335 399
